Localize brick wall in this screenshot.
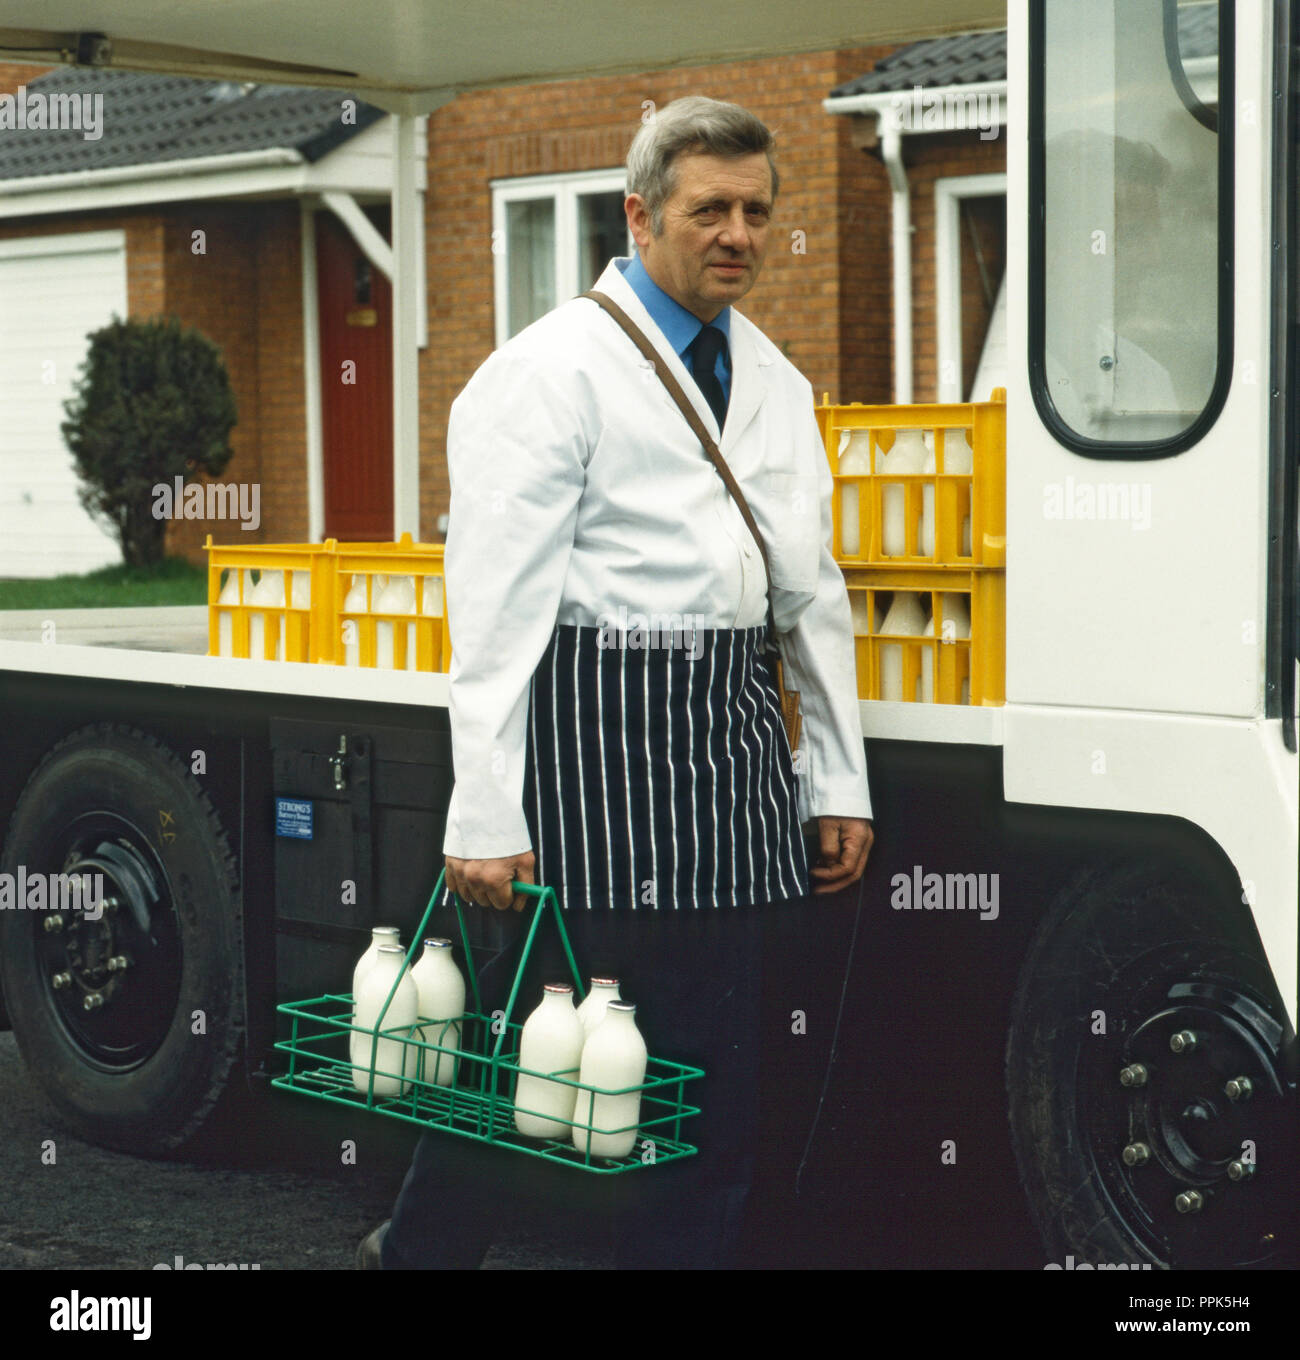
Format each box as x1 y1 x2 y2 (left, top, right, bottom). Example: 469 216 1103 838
419 46 899 536
159 201 306 557
0 61 54 96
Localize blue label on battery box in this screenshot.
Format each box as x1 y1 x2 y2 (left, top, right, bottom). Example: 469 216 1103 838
275 798 314 840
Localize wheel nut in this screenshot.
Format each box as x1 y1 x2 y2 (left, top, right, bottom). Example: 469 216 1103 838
82 992 104 1011
1224 1076 1253 1102
1119 1063 1149 1088
1227 1160 1255 1182
106 955 130 973
103 896 120 913
50 971 72 990
1169 1030 1198 1054
43 915 64 933
1122 1142 1151 1167
1175 1190 1204 1214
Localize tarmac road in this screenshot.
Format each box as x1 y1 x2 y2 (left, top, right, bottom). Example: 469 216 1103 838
0 1032 609 1272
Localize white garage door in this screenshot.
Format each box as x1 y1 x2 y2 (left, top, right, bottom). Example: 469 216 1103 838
0 229 128 579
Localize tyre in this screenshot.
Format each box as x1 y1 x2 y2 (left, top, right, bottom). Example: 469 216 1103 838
1006 860 1294 1270
0 724 243 1155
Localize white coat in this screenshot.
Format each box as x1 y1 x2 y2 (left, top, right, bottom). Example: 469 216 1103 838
441 256 871 861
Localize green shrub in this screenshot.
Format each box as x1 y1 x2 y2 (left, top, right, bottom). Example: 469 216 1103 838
61 315 237 567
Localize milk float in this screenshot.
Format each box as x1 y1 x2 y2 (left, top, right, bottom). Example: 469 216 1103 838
513 983 584 1139
575 977 620 1037
351 944 419 1096
572 1000 647 1160
410 937 466 1085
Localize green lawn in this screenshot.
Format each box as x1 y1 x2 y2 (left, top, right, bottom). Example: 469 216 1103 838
0 559 208 610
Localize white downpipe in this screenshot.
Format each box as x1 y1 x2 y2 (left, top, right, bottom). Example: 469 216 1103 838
881 114 913 405
300 201 325 543
391 112 421 539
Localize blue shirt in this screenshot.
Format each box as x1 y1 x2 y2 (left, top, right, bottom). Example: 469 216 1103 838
617 252 731 404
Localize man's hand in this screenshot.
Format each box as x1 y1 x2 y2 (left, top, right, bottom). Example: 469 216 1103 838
809 817 873 895
445 851 536 912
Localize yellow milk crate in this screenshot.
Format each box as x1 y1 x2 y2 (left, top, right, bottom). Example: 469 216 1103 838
329 533 451 671
206 537 336 663
840 565 1005 706
817 390 1006 569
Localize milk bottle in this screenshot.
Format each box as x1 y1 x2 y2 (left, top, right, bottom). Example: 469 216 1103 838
351 944 419 1097
572 1001 648 1160
921 595 972 703
922 428 976 557
513 983 584 1139
879 592 926 702
216 569 239 658
410 937 466 1086
375 575 416 670
575 977 621 1038
881 429 927 556
342 573 368 666
837 429 872 557
352 925 401 1022
248 569 284 661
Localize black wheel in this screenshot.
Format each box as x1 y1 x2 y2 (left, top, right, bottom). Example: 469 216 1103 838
0 724 243 1155
1006 861 1295 1270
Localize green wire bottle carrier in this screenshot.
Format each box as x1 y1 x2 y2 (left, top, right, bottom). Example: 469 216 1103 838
272 871 704 1173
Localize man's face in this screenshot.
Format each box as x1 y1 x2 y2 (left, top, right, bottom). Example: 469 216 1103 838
627 150 773 323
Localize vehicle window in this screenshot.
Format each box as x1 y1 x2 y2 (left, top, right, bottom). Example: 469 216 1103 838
1034 0 1230 453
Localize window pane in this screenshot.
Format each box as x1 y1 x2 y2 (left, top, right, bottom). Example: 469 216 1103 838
577 190 628 289
1041 0 1222 445
506 197 556 337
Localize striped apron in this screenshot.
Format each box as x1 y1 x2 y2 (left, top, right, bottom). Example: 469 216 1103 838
521 623 808 910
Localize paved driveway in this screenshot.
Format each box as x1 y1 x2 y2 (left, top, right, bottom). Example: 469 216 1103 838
0 606 209 653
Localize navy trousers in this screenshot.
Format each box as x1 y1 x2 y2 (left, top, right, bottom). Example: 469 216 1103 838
382 898 766 1269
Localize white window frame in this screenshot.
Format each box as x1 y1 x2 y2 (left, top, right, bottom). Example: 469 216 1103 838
491 167 630 346
934 173 1007 403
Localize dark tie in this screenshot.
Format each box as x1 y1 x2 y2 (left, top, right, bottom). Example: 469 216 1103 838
689 324 729 432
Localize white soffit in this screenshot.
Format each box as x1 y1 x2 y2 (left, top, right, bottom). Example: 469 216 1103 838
0 0 1010 111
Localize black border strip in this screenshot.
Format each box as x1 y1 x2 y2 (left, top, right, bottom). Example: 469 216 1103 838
1266 0 1298 739
1028 0 1236 461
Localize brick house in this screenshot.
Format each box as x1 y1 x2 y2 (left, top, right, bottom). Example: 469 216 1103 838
0 30 1008 575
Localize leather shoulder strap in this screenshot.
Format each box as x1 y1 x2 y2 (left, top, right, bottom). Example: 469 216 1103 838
583 288 779 642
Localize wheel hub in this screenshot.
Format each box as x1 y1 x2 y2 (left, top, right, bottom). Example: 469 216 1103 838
38 824 182 1071
1093 978 1290 1267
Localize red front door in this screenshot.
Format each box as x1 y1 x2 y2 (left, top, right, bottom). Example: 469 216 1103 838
316 209 393 540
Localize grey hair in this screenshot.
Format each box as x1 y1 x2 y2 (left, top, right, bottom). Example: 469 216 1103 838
626 96 779 235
